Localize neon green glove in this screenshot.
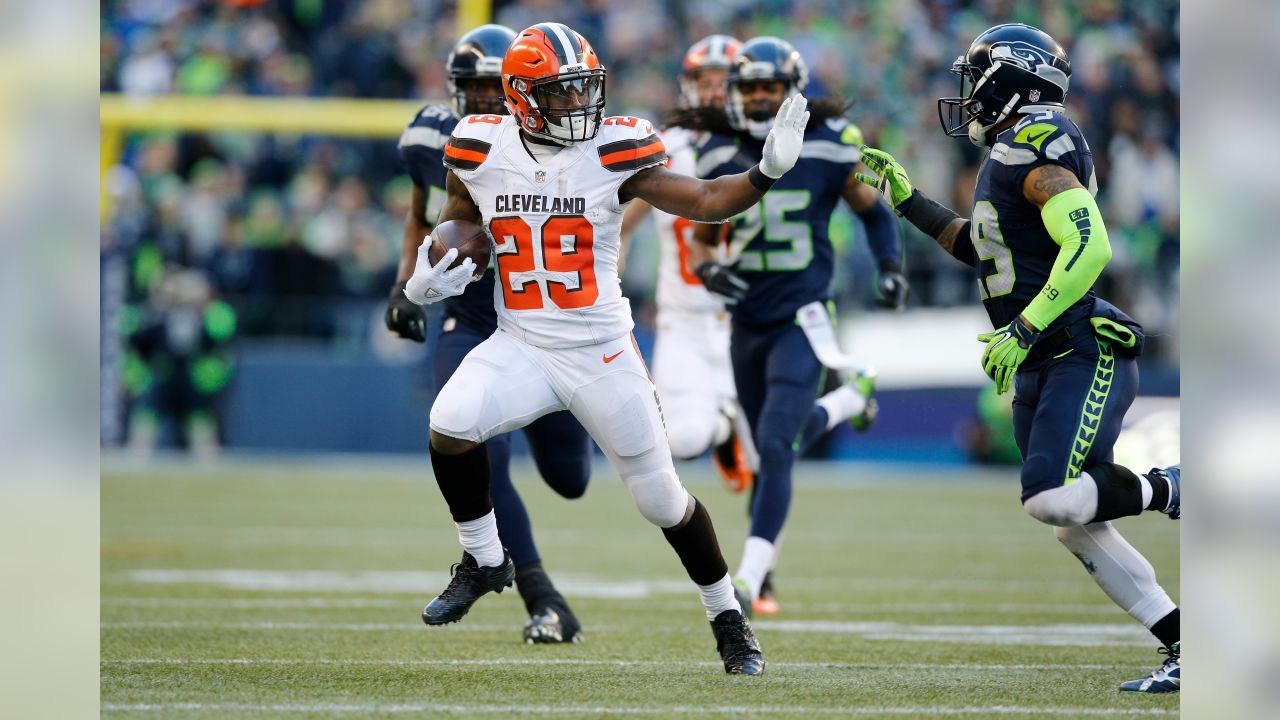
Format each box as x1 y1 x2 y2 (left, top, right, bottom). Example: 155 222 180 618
854 147 914 209
977 316 1041 395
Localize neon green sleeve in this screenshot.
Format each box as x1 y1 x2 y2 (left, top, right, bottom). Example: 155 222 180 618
1021 187 1112 330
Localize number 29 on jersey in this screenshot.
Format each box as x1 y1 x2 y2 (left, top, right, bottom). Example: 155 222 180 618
490 215 598 310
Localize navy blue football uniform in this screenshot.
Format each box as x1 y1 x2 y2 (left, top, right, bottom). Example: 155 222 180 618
697 117 899 543
698 118 871 328
971 110 1099 339
963 110 1143 501
397 104 592 567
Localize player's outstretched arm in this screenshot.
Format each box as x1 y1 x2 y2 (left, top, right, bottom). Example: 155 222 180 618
855 147 975 267
620 96 809 222
1016 163 1112 331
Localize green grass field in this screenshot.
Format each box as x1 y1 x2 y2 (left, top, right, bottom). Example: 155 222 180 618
101 457 1179 718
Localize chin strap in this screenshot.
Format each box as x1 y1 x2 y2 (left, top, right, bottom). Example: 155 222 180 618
968 92 1021 147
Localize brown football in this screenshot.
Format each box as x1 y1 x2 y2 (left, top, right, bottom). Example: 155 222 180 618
429 219 491 277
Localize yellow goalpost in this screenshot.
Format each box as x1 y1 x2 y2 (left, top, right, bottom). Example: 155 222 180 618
99 0 493 220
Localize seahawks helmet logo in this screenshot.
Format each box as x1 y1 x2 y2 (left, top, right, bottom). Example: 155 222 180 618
989 41 1056 71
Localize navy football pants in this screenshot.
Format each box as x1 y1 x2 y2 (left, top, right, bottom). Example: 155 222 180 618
1012 333 1138 503
731 320 831 543
432 323 593 568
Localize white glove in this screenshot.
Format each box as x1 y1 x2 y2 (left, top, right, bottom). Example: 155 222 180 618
758 94 809 179
404 235 477 305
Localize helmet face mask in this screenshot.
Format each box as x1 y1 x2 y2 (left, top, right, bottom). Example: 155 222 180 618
447 25 517 117
503 23 607 145
529 69 607 143
937 58 985 138
726 37 808 140
937 23 1071 146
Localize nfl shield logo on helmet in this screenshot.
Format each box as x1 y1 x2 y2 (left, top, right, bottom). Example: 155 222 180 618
1028 89 1041 102
535 170 547 184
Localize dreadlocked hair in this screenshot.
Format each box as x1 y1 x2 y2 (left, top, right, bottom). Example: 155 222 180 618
663 106 735 134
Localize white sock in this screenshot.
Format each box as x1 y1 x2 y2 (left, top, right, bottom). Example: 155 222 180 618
1137 475 1153 509
698 573 740 621
816 385 866 430
455 510 504 567
1054 521 1175 627
734 536 776 599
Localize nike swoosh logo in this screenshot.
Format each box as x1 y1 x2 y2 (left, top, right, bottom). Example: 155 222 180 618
603 350 624 363
1027 129 1053 145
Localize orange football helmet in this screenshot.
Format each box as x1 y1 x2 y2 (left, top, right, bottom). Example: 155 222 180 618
679 35 742 109
502 23 606 144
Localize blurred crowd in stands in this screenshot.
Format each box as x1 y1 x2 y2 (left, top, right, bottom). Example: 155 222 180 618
101 0 1179 446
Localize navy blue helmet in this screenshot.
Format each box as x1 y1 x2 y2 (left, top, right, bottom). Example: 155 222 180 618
447 24 517 116
726 36 808 139
938 23 1071 146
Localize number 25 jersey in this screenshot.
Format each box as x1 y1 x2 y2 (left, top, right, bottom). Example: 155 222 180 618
445 114 667 349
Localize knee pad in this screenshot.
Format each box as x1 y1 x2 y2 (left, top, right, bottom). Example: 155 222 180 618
623 463 690 528
665 417 714 460
1023 476 1098 526
430 377 487 444
660 395 718 460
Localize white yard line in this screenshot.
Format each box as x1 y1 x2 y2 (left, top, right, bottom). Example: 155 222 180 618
103 597 406 609
101 596 1119 615
103 657 1149 671
118 569 694 597
101 620 1153 647
116 568 1089 595
101 701 1176 716
103 621 512 632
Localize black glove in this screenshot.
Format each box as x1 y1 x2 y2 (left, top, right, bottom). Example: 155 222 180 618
695 262 749 304
386 280 426 342
874 264 909 310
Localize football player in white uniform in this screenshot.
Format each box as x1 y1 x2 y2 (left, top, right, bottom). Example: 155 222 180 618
618 35 757 494
404 22 809 675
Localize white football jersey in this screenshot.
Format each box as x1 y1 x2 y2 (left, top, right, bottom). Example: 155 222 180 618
652 126 726 314
444 113 668 348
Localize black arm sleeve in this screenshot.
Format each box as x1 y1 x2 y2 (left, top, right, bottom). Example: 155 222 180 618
950 221 976 267
897 189 961 238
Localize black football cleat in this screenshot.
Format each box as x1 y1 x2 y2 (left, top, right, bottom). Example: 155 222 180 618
523 601 584 644
710 609 765 675
422 550 515 626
